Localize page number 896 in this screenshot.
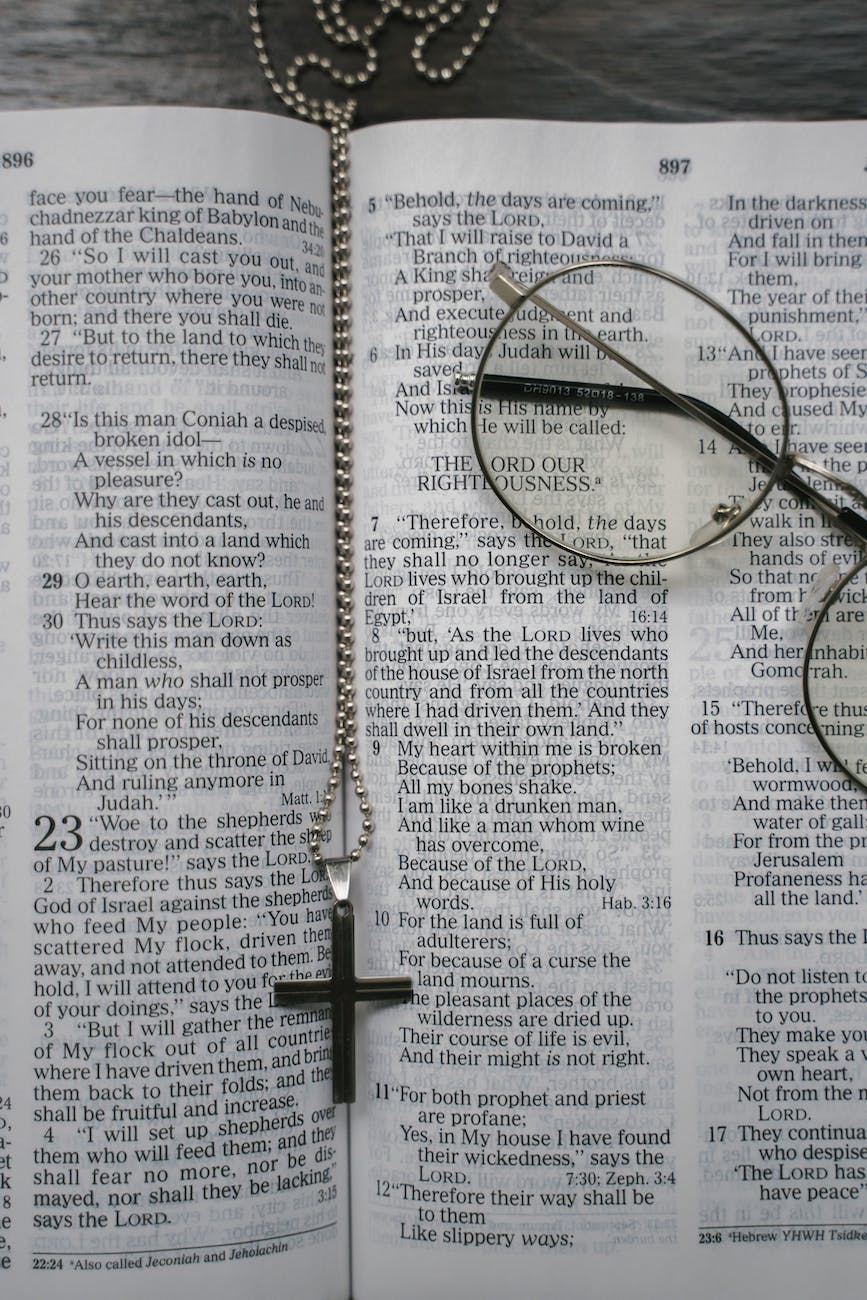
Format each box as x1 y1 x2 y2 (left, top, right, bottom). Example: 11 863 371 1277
2 152 34 168
658 158 691 177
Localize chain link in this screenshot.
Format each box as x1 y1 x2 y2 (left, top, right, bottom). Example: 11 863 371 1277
248 0 500 880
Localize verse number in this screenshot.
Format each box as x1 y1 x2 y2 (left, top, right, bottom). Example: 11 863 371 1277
34 814 83 852
658 158 691 177
1 151 34 168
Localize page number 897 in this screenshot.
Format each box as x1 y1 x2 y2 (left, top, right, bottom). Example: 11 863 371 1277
658 158 691 177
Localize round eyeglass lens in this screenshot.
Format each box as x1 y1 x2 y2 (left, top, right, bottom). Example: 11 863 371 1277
804 561 867 789
472 261 789 562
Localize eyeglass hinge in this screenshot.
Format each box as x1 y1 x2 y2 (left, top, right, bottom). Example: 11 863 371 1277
487 261 527 307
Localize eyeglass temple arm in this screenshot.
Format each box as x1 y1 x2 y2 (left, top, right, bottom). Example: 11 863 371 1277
458 263 867 549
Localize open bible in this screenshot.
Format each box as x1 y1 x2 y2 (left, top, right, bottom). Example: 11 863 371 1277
1 107 866 1299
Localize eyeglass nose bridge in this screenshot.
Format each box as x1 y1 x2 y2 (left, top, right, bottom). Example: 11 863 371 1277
788 452 867 513
777 452 867 550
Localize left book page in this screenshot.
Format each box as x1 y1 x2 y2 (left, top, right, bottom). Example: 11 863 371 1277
0 108 348 1300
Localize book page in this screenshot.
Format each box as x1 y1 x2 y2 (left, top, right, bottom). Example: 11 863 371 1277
0 108 348 1299
347 119 867 1298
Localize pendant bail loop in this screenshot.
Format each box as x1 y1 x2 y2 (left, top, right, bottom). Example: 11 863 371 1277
325 856 353 902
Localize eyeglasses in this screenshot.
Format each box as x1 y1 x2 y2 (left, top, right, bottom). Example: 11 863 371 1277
455 259 867 790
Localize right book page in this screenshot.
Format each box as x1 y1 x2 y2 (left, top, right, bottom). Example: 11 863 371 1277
346 119 867 1298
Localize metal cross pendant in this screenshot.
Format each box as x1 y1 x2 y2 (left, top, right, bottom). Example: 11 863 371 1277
273 899 413 1104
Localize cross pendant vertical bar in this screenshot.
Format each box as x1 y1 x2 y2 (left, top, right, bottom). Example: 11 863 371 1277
273 900 413 1104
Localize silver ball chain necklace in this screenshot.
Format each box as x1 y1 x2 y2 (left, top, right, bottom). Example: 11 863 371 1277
247 0 502 1103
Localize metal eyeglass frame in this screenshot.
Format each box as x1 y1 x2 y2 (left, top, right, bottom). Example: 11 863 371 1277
455 259 867 791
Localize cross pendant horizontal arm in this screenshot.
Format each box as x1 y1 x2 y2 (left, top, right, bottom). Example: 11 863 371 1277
273 899 413 1104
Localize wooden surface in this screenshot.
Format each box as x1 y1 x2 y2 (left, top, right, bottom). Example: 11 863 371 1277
1 0 865 125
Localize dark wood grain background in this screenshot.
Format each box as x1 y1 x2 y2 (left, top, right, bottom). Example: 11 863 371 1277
2 1 865 125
